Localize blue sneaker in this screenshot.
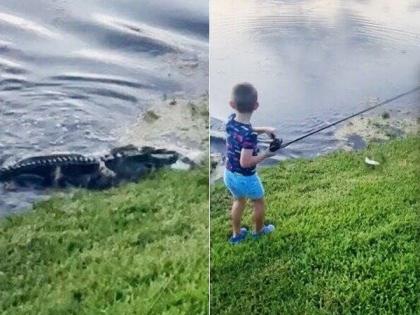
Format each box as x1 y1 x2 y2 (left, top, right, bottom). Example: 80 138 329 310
252 224 275 239
229 228 248 245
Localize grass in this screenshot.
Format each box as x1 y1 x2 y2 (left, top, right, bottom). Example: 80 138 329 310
0 168 208 315
211 137 419 315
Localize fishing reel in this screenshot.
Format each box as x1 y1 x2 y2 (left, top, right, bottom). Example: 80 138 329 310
269 134 283 152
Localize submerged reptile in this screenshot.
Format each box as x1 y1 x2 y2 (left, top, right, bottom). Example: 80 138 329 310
0 145 194 190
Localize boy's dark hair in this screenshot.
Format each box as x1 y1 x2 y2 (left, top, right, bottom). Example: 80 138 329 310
232 82 258 113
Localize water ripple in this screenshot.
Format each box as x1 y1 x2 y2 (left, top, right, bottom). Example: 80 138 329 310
0 11 59 38
49 73 154 89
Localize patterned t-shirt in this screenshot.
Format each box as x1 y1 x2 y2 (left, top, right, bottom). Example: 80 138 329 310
225 113 258 175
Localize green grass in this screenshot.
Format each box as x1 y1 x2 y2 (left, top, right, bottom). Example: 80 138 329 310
0 169 208 315
211 137 419 315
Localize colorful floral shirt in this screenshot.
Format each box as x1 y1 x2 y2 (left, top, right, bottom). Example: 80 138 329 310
225 114 258 175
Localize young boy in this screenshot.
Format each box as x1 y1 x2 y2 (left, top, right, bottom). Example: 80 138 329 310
224 82 277 244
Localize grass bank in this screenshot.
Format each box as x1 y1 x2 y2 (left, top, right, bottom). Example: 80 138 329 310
211 137 419 314
0 169 208 315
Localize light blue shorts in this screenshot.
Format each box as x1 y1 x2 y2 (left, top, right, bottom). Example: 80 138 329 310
223 169 265 200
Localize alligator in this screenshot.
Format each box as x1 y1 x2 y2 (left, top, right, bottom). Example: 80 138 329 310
0 145 194 190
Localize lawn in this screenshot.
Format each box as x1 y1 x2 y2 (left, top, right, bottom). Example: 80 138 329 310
0 168 208 315
211 137 419 315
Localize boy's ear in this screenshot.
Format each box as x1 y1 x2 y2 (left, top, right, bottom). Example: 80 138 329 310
229 101 237 110
254 102 259 110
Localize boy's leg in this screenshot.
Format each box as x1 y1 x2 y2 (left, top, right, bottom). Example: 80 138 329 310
231 198 246 236
252 198 265 233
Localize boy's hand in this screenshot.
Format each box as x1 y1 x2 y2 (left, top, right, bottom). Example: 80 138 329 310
253 126 277 137
263 127 276 137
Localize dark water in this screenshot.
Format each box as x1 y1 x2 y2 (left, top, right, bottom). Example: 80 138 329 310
0 0 208 215
210 0 420 157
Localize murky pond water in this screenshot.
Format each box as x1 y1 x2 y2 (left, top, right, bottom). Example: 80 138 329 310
210 0 420 158
0 0 208 214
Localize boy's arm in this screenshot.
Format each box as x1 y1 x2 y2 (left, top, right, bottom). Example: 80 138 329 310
240 148 273 169
253 126 276 136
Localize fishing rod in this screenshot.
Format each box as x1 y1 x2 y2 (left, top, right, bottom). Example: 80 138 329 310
268 86 420 152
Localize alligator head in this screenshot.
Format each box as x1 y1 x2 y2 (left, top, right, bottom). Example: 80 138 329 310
101 145 180 182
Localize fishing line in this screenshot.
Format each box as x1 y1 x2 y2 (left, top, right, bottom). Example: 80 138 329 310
268 86 420 151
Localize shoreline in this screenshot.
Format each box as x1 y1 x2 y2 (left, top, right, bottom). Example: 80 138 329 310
334 109 419 150
210 109 419 182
